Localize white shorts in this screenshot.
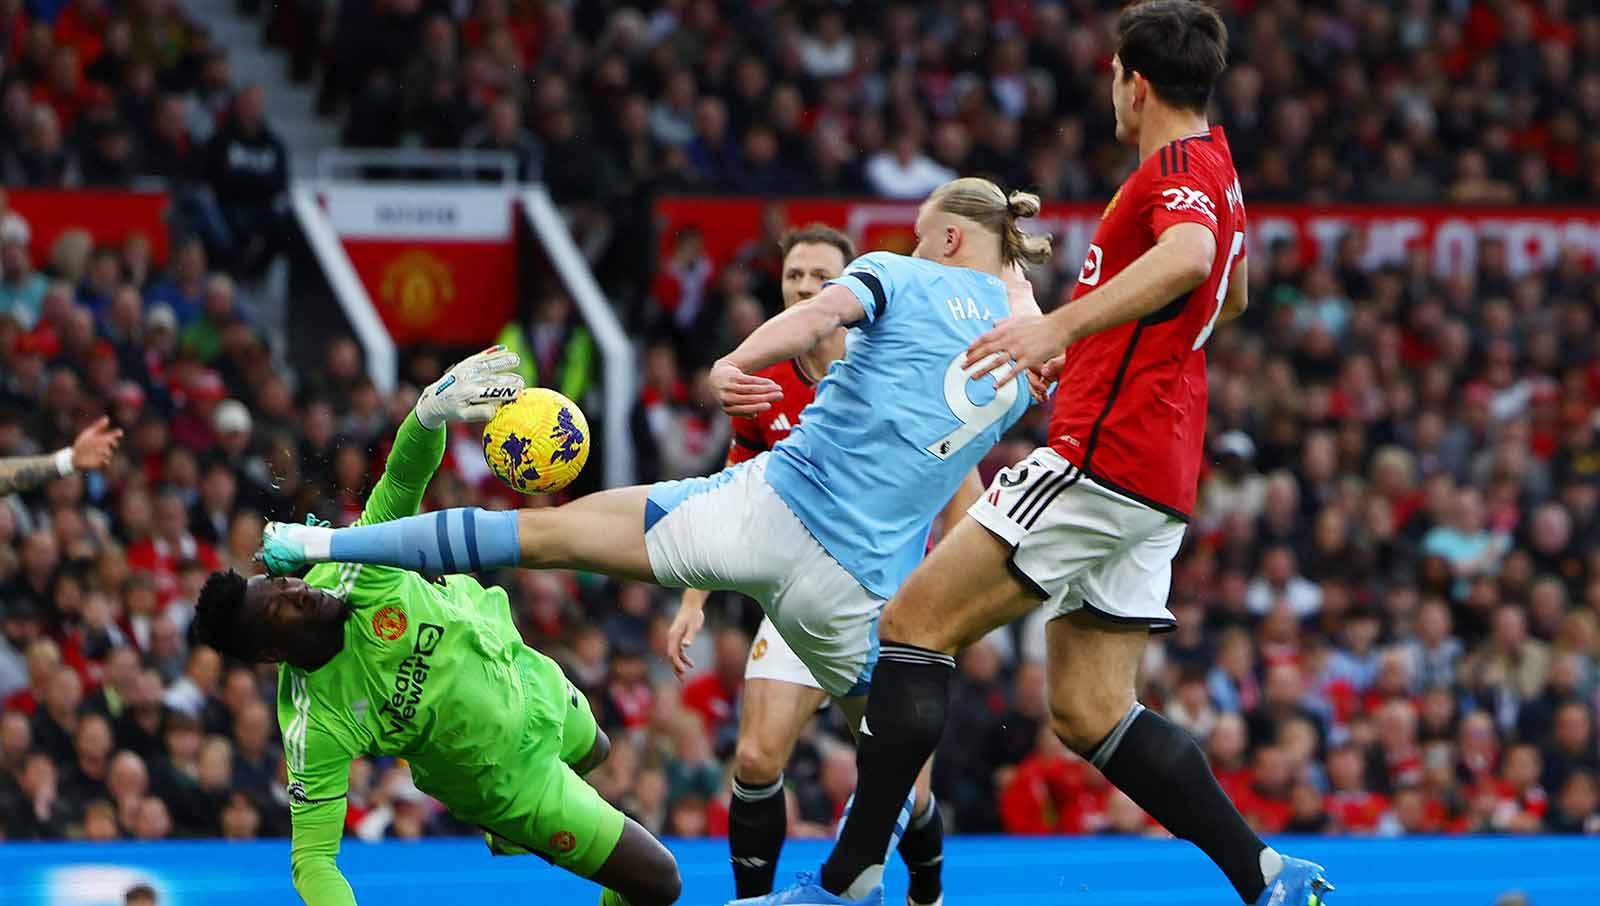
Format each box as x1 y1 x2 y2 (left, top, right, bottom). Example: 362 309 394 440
745 617 823 690
968 446 1186 631
644 456 881 698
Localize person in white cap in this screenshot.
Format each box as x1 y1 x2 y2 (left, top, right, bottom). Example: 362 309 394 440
0 416 122 495
1200 429 1266 531
0 213 48 329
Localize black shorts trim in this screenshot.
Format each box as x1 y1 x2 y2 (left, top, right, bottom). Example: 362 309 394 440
1077 467 1191 523
1058 599 1178 634
1006 549 1050 601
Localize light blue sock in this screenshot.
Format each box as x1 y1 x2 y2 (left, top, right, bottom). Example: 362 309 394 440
837 788 915 861
328 508 521 573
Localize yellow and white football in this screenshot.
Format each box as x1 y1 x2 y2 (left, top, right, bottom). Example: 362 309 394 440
482 387 591 494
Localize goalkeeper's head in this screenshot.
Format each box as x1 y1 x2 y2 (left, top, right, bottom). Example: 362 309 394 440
192 569 353 667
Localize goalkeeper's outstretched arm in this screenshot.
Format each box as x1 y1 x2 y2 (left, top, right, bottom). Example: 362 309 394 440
351 347 525 527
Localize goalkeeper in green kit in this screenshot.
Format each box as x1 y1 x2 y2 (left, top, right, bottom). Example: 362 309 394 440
188 347 681 906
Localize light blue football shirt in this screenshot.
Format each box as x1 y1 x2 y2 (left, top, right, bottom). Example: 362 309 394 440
765 251 1033 598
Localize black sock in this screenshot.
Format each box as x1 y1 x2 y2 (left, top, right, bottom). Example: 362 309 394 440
1092 705 1270 903
729 774 787 897
821 643 954 897
897 795 944 905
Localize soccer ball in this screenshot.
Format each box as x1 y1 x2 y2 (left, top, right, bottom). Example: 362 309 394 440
482 388 591 494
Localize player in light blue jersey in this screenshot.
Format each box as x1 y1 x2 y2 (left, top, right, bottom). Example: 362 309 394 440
760 248 1034 601
259 177 1051 906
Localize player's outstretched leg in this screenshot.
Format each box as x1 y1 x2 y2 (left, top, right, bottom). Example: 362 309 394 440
259 488 658 580
1044 614 1331 906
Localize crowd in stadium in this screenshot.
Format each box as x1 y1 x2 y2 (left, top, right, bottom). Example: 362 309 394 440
3 0 1600 848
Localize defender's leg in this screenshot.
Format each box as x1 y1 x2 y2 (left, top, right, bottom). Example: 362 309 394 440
728 675 828 897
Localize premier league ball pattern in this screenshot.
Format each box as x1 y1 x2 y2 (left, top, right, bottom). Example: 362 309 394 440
482 388 591 494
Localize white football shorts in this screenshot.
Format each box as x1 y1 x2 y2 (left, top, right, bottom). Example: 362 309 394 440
968 445 1186 630
644 456 880 698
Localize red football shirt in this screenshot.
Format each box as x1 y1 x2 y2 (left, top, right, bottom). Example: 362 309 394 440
727 358 819 464
1050 126 1246 518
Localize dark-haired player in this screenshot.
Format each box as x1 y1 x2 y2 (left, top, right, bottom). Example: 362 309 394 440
748 3 1333 906
189 346 680 906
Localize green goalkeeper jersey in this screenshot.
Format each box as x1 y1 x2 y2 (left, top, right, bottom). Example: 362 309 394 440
280 414 574 904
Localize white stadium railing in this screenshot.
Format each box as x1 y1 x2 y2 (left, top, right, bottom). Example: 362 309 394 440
290 149 636 486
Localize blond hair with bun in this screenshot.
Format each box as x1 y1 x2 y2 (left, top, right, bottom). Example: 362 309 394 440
925 177 1054 268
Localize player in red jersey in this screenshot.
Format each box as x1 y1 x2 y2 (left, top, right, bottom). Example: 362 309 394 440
725 352 820 466
669 225 950 905
764 5 1333 906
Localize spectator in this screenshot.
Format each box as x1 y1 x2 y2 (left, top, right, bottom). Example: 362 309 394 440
1200 431 1266 531
178 274 240 365
161 644 219 718
1246 546 1322 618
3 103 76 186
59 711 113 814
219 789 261 839
1545 771 1600 834
0 600 44 699
5 750 70 838
1424 488 1509 596
144 238 207 327
31 664 83 763
461 96 540 182
0 215 48 328
796 9 853 80
1247 663 1324 750
864 120 955 200
1403 599 1464 692
1467 605 1553 707
202 85 288 275
1541 701 1600 795
228 699 277 804
131 794 171 840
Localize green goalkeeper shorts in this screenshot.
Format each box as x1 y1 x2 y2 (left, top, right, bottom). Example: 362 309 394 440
478 673 625 877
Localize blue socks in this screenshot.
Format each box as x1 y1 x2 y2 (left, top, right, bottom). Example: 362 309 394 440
328 508 522 573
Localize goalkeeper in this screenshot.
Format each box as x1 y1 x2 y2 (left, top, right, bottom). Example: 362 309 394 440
188 347 681 906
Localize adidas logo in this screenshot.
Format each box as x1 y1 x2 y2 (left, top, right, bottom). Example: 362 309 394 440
732 856 770 868
768 413 795 433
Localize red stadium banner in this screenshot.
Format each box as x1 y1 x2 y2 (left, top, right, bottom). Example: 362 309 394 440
6 188 171 265
655 197 1600 280
321 185 519 346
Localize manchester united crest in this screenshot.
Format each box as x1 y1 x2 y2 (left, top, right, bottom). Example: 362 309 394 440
379 250 455 327
548 830 576 854
372 606 408 641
